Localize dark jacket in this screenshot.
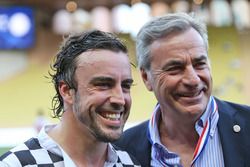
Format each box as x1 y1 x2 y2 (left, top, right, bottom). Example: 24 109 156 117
114 98 250 167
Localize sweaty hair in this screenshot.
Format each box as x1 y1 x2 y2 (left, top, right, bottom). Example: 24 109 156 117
50 30 128 118
136 12 208 70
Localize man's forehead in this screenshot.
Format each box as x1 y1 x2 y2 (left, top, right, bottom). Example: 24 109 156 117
76 50 128 64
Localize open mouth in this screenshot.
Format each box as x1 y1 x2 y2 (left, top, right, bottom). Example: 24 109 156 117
97 111 124 128
175 89 204 104
99 112 122 121
100 112 121 121
179 90 202 97
96 105 126 127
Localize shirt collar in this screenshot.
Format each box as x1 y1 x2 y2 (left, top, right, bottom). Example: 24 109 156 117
195 96 219 137
104 144 119 166
195 96 213 136
148 96 219 144
38 124 62 156
148 103 161 145
37 124 119 167
148 96 219 166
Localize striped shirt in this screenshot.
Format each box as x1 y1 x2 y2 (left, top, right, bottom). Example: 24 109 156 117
148 96 224 167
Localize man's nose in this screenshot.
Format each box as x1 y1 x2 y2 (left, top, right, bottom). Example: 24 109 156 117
110 86 125 106
182 66 200 87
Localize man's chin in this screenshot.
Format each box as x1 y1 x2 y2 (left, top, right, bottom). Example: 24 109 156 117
183 105 205 116
96 130 123 142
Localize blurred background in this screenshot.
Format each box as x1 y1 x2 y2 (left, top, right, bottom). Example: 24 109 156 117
1 0 250 154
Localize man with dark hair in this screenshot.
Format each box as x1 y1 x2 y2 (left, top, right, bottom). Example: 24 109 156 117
114 13 250 167
0 30 140 167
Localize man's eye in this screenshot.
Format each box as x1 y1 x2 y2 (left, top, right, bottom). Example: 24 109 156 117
164 66 183 75
95 83 111 88
122 83 132 90
167 66 181 71
195 62 207 69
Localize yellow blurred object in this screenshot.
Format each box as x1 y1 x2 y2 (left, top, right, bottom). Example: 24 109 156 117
66 1 77 13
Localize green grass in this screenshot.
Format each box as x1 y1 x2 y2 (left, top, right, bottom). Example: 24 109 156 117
0 147 11 156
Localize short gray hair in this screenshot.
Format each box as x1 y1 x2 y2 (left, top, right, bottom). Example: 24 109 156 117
136 12 208 70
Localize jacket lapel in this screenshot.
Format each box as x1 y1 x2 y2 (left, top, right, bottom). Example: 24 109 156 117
217 99 244 167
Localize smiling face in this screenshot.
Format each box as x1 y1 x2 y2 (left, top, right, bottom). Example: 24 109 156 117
141 28 212 122
66 50 133 142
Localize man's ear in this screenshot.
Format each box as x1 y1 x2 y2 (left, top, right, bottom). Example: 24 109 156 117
58 81 74 104
140 68 153 91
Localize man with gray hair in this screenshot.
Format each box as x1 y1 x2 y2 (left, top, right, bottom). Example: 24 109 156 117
114 13 250 167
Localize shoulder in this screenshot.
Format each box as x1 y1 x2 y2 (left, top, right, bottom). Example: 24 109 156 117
123 120 149 137
113 121 151 166
115 120 149 146
0 138 63 166
216 98 250 137
215 98 250 117
0 138 40 166
113 120 151 155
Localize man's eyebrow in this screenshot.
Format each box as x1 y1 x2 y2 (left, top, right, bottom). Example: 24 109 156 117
161 55 208 70
193 54 208 62
89 77 133 84
162 60 183 70
89 76 114 84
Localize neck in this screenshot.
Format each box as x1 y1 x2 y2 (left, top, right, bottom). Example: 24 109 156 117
48 111 108 167
158 110 199 167
158 108 199 149
159 117 198 146
158 106 199 141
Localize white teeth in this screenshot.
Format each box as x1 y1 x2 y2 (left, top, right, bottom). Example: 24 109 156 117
104 113 120 120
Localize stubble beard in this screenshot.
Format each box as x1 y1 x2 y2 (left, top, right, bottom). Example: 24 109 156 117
74 93 125 143
89 117 124 142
